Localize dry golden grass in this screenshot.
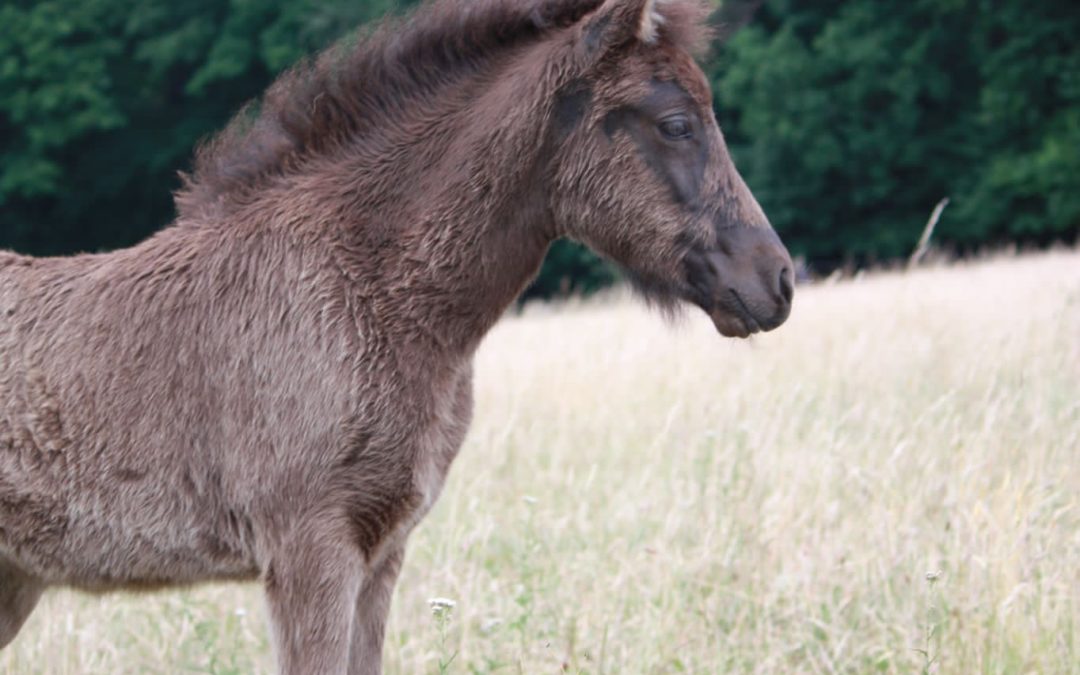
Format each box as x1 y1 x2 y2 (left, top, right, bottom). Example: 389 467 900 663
4 250 1079 674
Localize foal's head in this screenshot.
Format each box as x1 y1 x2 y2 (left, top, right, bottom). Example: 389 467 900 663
549 0 792 337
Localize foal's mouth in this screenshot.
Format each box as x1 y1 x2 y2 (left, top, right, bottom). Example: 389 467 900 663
706 294 761 339
683 232 794 339
703 281 792 339
726 289 764 336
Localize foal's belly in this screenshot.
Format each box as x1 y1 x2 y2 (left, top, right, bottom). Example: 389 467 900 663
7 514 261 591
0 465 260 590
59 517 261 591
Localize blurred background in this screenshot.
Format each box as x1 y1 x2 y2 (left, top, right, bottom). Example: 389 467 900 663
1 0 1077 297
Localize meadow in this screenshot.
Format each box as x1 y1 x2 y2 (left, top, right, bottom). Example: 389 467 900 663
3 250 1078 674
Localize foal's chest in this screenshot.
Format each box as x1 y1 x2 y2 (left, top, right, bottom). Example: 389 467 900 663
404 365 474 517
342 362 474 559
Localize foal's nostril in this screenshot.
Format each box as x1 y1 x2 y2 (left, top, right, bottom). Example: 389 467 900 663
778 266 794 305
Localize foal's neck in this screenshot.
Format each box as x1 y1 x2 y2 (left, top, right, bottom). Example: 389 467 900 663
320 47 564 361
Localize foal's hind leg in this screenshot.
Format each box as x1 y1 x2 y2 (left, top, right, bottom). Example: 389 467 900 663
264 527 365 675
0 558 43 650
348 545 405 675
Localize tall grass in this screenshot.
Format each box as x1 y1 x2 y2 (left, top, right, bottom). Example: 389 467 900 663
4 250 1078 674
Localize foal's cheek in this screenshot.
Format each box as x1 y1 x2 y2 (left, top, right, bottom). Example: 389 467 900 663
665 159 701 207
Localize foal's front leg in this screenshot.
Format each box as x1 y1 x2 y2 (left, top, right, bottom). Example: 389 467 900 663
264 526 366 675
348 545 405 675
0 558 43 650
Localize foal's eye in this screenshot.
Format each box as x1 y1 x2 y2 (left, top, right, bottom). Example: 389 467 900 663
658 116 692 140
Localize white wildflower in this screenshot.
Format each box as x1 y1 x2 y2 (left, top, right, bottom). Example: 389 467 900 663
428 597 457 616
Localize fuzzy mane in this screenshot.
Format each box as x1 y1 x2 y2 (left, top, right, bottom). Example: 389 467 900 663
175 0 711 220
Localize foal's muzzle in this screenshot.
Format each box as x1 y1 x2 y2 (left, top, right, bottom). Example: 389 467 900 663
687 224 794 338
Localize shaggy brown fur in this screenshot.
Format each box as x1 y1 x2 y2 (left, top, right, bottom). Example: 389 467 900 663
0 0 792 672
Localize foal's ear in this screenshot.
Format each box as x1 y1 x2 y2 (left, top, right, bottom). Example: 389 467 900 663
582 0 667 55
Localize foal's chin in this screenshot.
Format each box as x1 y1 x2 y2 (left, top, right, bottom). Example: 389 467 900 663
704 290 794 338
707 307 756 339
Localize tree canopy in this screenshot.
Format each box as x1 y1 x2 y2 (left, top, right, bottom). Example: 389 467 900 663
712 0 1080 269
1 0 1076 293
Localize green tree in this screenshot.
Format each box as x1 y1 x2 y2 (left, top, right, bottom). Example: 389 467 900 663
951 0 1080 243
0 0 405 255
713 0 1080 267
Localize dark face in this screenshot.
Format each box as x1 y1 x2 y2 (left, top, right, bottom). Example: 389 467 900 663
552 38 793 338
602 80 709 208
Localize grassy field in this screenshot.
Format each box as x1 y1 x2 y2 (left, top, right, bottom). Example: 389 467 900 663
3 250 1079 674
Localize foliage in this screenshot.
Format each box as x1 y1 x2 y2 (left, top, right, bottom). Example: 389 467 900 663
713 0 1080 267
0 0 408 254
1 0 1076 291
